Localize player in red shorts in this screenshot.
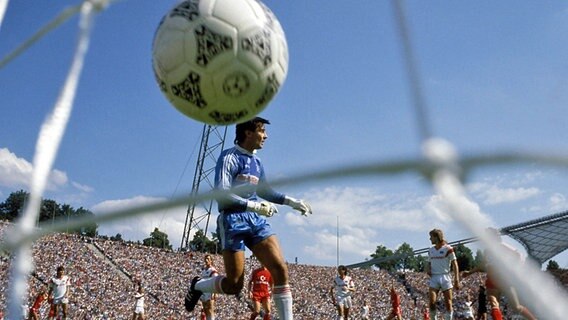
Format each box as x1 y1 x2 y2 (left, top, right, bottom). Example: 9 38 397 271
47 299 57 320
462 228 536 320
386 285 402 320
422 303 430 320
248 263 274 320
28 288 48 320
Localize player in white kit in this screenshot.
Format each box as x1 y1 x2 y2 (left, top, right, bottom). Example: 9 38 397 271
132 286 145 320
426 229 460 320
48 266 71 320
329 265 355 320
361 300 370 320
200 254 219 320
462 293 474 320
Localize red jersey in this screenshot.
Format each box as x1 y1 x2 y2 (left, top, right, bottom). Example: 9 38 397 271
249 267 273 301
390 289 400 308
30 294 46 311
389 288 402 316
423 309 430 320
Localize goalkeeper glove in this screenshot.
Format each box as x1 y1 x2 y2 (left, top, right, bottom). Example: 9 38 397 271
247 201 278 217
284 196 312 216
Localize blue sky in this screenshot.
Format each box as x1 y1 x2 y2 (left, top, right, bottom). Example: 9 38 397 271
1 0 568 268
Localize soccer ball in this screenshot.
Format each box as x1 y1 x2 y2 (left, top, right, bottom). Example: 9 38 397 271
152 0 289 125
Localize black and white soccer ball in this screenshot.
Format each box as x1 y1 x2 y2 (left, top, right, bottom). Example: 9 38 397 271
152 0 289 125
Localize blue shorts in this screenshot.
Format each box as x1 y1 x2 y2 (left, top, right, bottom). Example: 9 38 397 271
216 211 274 251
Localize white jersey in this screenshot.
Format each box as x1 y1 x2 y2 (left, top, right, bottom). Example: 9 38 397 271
362 305 370 317
135 293 145 308
49 275 70 299
333 275 354 298
464 301 474 317
201 266 218 279
200 265 218 302
428 243 456 275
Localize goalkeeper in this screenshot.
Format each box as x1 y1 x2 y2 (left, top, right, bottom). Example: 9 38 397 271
185 116 312 320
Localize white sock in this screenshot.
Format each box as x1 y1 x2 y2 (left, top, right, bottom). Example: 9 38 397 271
207 316 215 320
444 311 453 320
195 275 225 293
273 285 293 320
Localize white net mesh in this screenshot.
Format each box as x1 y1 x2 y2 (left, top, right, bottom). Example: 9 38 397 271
0 0 8 31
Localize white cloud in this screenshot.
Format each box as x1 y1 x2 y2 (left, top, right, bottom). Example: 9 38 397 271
468 181 540 205
338 226 379 257
0 148 33 187
0 147 69 191
520 171 544 184
549 193 568 212
284 211 307 226
71 181 94 193
422 194 452 222
303 232 339 261
300 186 444 231
285 186 456 264
91 195 199 248
301 229 378 262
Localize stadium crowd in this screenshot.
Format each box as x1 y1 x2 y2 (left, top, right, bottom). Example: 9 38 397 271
0 220 566 319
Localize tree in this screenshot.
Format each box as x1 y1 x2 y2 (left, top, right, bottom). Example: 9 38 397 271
473 249 485 269
0 191 99 236
73 207 98 237
415 255 428 272
143 227 172 250
0 190 28 221
209 231 220 254
455 244 474 271
40 199 61 223
394 242 417 271
188 229 219 253
546 260 560 271
189 229 208 252
110 233 123 241
370 245 396 272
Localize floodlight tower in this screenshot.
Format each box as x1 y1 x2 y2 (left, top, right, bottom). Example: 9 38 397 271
180 124 228 250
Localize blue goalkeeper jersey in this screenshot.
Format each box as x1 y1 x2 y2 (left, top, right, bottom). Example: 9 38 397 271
214 145 286 213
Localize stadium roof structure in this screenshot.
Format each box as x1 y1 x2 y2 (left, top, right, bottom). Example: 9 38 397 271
501 210 568 265
347 210 568 268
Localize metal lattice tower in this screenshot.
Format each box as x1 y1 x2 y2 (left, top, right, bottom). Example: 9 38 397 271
180 124 228 250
